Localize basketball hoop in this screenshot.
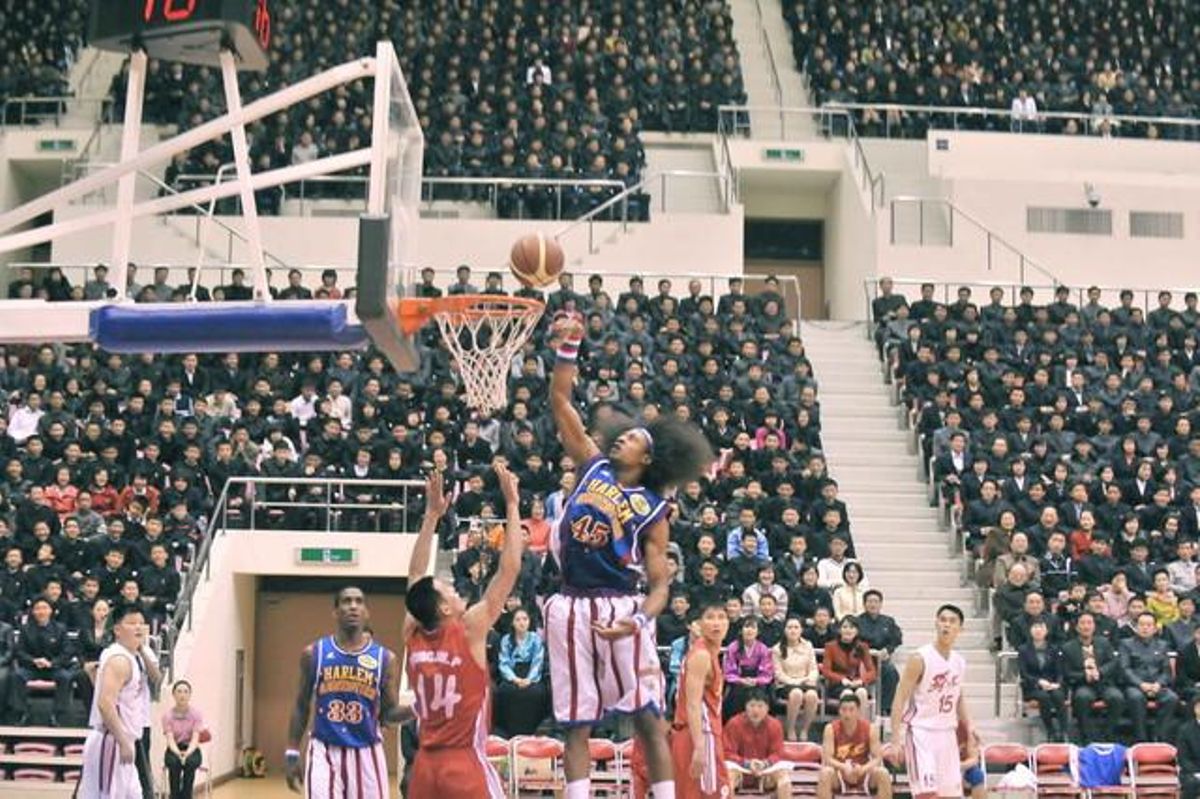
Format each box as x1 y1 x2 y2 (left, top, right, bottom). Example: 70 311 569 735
394 295 545 415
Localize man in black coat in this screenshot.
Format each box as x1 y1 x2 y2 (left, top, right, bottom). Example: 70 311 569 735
13 597 78 725
856 590 902 715
1062 612 1125 743
1121 611 1180 742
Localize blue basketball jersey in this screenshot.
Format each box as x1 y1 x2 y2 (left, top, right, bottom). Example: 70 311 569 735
1072 743 1127 788
553 454 668 593
311 636 385 748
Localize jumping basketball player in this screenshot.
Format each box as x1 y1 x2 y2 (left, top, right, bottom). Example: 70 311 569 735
285 585 407 798
77 605 149 799
548 313 715 799
672 601 731 799
891 604 971 799
403 465 524 797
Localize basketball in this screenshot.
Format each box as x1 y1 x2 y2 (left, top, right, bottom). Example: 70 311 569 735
509 233 564 288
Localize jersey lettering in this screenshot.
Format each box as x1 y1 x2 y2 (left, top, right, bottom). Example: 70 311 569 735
571 515 612 548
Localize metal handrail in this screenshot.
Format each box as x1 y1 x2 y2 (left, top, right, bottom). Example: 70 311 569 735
888 195 1060 285
162 475 426 677
1 95 114 127
824 100 1200 139
717 104 885 209
553 169 727 255
752 0 783 108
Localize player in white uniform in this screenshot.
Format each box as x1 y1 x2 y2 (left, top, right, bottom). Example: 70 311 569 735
77 605 149 799
890 604 969 799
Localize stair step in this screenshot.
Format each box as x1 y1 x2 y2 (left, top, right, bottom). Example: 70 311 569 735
824 454 921 468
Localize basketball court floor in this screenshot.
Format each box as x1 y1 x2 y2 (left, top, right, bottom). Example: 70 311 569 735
214 777 402 798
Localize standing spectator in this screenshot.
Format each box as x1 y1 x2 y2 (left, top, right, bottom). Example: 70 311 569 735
821 618 877 712
723 617 774 719
493 608 549 736
1017 619 1068 741
162 679 205 799
1121 611 1180 741
723 690 791 799
856 591 902 716
1010 88 1039 132
772 618 819 742
76 598 112 708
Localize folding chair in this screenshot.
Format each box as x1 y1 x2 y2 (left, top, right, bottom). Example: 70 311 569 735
983 743 1035 795
780 741 823 798
589 738 624 796
512 736 565 795
1035 743 1083 799
485 736 512 798
1128 743 1179 799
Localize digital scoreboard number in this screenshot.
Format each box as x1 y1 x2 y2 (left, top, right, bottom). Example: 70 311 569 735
89 0 272 71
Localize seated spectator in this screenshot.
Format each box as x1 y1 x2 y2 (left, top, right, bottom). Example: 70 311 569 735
728 529 771 593
742 563 787 620
831 562 868 620
0 617 13 723
992 531 1041 590
772 618 820 742
13 597 77 725
76 597 112 708
658 593 691 649
1063 612 1125 744
1146 569 1181 628
754 596 785 649
1006 591 1061 650
817 692 891 799
789 564 834 624
1121 611 1179 742
493 608 548 737
139 543 181 629
521 498 551 554
816 535 859 589
723 690 791 799
1101 571 1135 624
163 679 206 799
1177 623 1200 708
1017 619 1068 742
723 617 774 720
821 618 876 713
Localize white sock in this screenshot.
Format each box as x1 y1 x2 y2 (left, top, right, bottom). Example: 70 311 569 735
565 779 591 799
652 780 677 799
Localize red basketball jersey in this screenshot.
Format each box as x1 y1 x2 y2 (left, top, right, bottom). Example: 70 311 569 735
673 638 724 732
405 619 490 749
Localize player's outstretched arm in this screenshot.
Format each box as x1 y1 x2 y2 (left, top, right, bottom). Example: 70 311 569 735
286 646 316 794
888 652 925 752
549 313 600 465
407 471 451 585
469 463 525 628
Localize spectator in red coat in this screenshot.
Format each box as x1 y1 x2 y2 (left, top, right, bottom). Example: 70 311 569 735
723 690 791 798
43 466 78 520
821 617 878 713
118 474 160 516
87 469 121 518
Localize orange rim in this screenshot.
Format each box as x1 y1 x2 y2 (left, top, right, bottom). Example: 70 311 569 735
390 294 545 335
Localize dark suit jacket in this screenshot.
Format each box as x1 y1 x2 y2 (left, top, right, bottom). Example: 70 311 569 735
1018 643 1065 694
1062 636 1122 689
1177 641 1200 692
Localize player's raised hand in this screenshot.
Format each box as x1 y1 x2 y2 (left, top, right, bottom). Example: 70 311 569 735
423 470 451 520
551 310 584 342
495 462 520 505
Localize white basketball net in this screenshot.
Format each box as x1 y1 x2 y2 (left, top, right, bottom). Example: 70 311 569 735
432 297 545 415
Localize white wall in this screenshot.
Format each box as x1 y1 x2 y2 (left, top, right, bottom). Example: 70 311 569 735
824 150 879 319
161 530 424 780
48 206 744 282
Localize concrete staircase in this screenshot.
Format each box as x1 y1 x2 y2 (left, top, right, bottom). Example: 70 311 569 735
802 320 1023 738
727 0 816 139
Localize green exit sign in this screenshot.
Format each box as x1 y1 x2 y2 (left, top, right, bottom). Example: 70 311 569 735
37 139 76 152
763 148 804 162
296 547 357 566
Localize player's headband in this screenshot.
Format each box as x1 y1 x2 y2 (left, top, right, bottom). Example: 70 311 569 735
630 426 655 454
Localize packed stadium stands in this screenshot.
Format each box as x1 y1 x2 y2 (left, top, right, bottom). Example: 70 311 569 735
786 0 1200 138
0 0 87 123
106 0 747 215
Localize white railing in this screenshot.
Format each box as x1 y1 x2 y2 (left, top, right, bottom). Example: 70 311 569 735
824 101 1200 140
887 195 1060 285
752 0 783 108
1 95 114 127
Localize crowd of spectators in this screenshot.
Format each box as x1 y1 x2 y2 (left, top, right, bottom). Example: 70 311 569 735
111 0 746 219
1 265 914 736
0 0 86 124
873 278 1200 744
788 0 1200 139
